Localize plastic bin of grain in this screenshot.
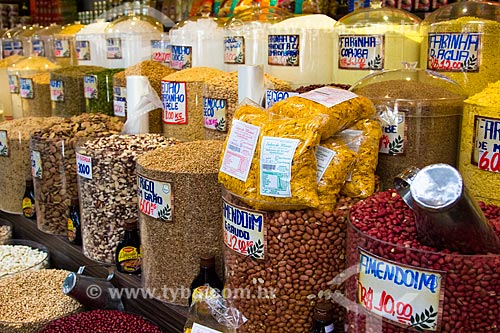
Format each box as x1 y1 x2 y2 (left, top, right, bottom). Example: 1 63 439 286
420 1 500 96
52 23 84 67
120 60 177 133
0 117 62 214
351 67 465 190
266 14 336 89
0 55 25 120
333 4 422 85
30 114 123 236
222 189 364 333
169 16 225 71
31 24 63 61
105 3 164 69
0 269 83 333
8 56 60 118
137 140 223 306
84 68 124 116
162 67 225 142
458 80 500 206
75 20 110 67
50 65 106 117
77 134 179 263
223 6 292 72
203 71 291 141
16 25 42 57
2 27 24 58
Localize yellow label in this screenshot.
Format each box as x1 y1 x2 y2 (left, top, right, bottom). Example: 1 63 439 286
118 246 139 262
22 198 32 209
67 218 74 231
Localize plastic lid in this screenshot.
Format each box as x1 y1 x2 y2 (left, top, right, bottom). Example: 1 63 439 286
224 6 291 36
76 20 110 36
32 23 62 38
2 26 25 39
314 302 333 322
106 12 163 35
422 1 500 26
57 23 85 36
200 255 216 268
336 3 420 28
16 25 42 38
350 66 466 101
7 56 59 74
270 13 336 30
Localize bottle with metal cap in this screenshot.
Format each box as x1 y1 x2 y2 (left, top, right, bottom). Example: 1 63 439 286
395 163 500 254
311 301 335 333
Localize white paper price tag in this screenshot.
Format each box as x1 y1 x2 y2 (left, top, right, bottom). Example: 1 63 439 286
191 323 223 333
76 153 92 179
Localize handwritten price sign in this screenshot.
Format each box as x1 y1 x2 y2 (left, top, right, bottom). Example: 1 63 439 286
358 250 443 331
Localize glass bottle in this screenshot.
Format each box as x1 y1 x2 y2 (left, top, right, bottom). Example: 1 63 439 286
67 197 82 245
22 178 35 219
115 220 141 274
189 255 224 305
311 302 335 333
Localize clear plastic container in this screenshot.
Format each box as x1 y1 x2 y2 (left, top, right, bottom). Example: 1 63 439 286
105 2 163 69
75 19 110 67
223 6 290 72
350 66 465 190
333 2 422 85
8 56 60 118
53 23 85 67
84 67 123 116
31 24 63 61
0 55 25 120
0 239 50 279
2 26 24 58
267 14 336 89
169 15 225 70
346 191 500 332
420 1 500 96
16 25 42 57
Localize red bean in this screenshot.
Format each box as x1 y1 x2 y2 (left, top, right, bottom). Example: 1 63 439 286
346 189 500 333
38 309 162 333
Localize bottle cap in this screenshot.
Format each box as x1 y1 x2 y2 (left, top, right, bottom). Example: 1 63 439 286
123 219 138 230
71 197 79 207
314 301 333 322
25 178 33 186
200 255 216 268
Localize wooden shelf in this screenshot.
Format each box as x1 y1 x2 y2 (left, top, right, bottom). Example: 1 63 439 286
0 211 188 333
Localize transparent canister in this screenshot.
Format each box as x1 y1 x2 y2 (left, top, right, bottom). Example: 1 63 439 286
105 2 163 69
76 134 179 263
112 70 126 118
16 25 42 57
31 23 62 61
458 80 500 206
333 2 422 85
53 23 85 67
420 1 500 96
169 15 225 70
0 55 25 120
75 19 110 67
350 67 465 190
8 56 60 118
267 14 336 89
2 26 24 58
223 6 290 72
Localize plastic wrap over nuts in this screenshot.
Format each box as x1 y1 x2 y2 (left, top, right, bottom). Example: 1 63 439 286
269 87 376 140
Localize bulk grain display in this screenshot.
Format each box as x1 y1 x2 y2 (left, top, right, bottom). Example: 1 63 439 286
0 55 25 120
137 140 223 306
84 68 124 116
351 69 465 190
420 1 500 95
0 240 49 278
0 269 82 333
30 114 123 235
162 67 225 141
0 117 62 214
345 189 500 332
459 80 500 206
77 134 179 263
50 65 106 117
22 72 52 117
